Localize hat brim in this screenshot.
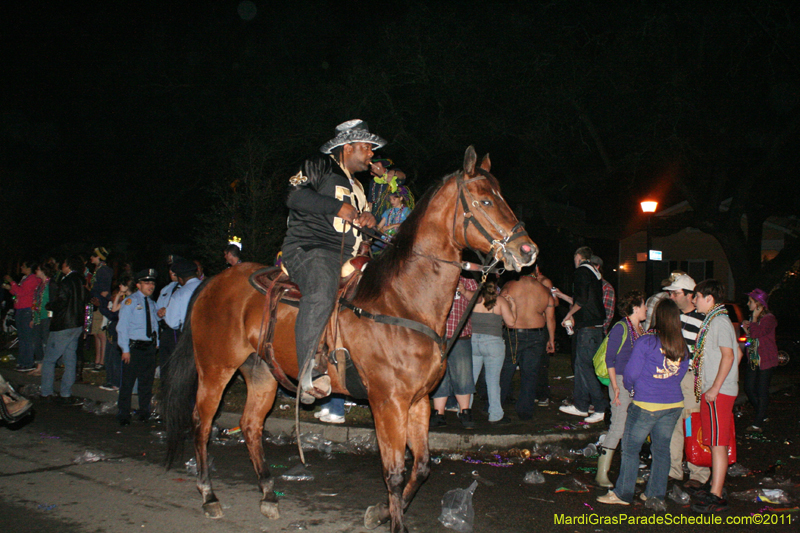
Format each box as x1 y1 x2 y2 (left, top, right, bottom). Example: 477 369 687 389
320 132 387 154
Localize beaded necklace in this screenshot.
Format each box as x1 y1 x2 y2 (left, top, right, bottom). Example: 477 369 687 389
690 303 727 402
624 316 644 347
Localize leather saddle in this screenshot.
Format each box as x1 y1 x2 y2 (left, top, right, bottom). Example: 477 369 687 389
248 256 370 399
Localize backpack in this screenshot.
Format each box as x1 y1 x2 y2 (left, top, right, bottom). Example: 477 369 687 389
593 321 628 386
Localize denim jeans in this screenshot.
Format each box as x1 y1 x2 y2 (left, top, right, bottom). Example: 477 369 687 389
318 394 346 417
40 326 83 397
614 404 682 502
32 317 51 363
15 307 35 368
282 246 342 388
432 338 474 398
500 328 547 420
471 334 505 421
744 364 773 427
572 327 608 413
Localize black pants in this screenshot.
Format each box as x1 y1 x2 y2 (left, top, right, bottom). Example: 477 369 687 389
159 325 179 388
118 344 157 422
743 364 774 427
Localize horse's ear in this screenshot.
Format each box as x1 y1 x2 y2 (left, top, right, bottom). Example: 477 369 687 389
479 153 491 172
463 146 477 175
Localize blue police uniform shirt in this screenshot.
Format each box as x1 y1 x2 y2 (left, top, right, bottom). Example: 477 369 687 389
117 290 159 352
156 280 180 320
165 277 202 331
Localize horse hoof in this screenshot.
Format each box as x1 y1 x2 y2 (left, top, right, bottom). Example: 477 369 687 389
364 503 389 530
260 500 280 519
203 501 224 519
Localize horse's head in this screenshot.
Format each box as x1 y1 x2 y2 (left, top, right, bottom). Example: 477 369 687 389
453 146 537 271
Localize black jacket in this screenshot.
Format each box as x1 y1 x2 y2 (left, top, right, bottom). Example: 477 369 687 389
282 155 365 255
572 262 605 329
47 271 87 331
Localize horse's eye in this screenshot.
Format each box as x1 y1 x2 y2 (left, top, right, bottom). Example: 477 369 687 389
481 200 493 207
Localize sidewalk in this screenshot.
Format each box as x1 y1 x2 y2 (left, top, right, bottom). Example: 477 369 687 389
4 366 796 453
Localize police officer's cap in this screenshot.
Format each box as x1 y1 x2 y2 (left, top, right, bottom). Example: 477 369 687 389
135 269 158 282
170 258 196 277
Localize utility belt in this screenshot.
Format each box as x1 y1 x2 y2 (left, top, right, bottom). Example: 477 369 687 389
130 339 156 349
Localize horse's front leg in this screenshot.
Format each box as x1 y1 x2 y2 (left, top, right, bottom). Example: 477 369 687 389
365 402 409 533
239 354 281 519
401 398 432 509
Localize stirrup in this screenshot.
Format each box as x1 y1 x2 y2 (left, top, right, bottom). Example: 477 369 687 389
300 375 331 404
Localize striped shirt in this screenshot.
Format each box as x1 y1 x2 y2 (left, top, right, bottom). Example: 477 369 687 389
680 309 704 356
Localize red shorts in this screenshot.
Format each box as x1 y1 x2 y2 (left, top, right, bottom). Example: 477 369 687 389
700 393 735 447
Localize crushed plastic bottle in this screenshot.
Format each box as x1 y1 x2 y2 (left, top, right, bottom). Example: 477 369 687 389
73 450 105 464
727 463 751 477
644 497 667 512
667 484 690 505
438 480 478 533
523 470 545 484
281 464 315 481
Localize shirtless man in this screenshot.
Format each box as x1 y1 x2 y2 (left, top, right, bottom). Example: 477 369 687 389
499 266 556 420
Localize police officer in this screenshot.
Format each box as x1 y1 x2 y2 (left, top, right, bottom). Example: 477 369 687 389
156 257 182 389
116 268 159 426
165 257 201 332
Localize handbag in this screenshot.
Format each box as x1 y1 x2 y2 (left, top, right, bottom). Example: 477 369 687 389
593 321 628 386
684 411 736 467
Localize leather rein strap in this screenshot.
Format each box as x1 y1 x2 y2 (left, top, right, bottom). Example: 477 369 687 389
338 298 445 350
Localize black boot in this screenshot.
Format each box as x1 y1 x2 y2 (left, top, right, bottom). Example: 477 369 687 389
458 409 476 429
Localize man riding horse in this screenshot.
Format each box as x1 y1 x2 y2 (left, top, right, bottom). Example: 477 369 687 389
280 119 386 402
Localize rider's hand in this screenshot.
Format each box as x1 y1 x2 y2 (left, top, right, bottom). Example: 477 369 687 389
337 203 358 224
355 212 377 229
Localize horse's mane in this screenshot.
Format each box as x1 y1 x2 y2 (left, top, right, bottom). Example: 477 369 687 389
354 172 457 303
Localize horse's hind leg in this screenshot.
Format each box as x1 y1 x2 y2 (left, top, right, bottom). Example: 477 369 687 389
194 366 237 519
238 353 280 519
365 403 409 533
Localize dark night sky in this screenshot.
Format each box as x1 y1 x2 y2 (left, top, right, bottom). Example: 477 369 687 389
3 1 799 274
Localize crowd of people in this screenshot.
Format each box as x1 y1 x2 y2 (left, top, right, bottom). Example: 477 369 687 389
1 251 205 425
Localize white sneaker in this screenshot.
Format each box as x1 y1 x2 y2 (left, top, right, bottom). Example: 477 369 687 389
320 413 345 424
314 408 331 419
585 412 605 424
559 405 589 417
597 490 629 506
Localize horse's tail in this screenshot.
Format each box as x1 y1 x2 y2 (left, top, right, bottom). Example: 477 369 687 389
163 278 209 469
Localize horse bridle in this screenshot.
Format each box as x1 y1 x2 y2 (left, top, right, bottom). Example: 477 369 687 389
452 168 529 266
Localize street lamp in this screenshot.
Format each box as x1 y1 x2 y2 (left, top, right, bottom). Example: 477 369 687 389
640 200 658 294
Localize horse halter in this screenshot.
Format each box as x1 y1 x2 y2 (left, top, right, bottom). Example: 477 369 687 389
452 168 529 265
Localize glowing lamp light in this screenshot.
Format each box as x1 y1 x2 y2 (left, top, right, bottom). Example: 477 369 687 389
640 201 658 213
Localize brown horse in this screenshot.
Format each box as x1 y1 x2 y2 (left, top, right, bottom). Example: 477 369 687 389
163 146 537 533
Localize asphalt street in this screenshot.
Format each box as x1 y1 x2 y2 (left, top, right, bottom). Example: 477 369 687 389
2 380 799 533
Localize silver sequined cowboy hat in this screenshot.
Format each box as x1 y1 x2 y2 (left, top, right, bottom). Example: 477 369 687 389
320 119 387 154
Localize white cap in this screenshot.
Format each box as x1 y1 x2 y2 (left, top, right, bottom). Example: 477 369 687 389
664 274 696 292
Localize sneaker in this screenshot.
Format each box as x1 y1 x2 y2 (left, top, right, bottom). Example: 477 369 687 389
320 413 345 424
537 399 550 407
691 492 729 513
489 416 512 425
597 490 629 506
458 409 476 429
89 364 102 373
314 408 331 419
585 411 605 424
559 404 589 417
58 396 84 406
99 383 117 391
588 405 596 414
746 425 762 433
430 412 447 428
